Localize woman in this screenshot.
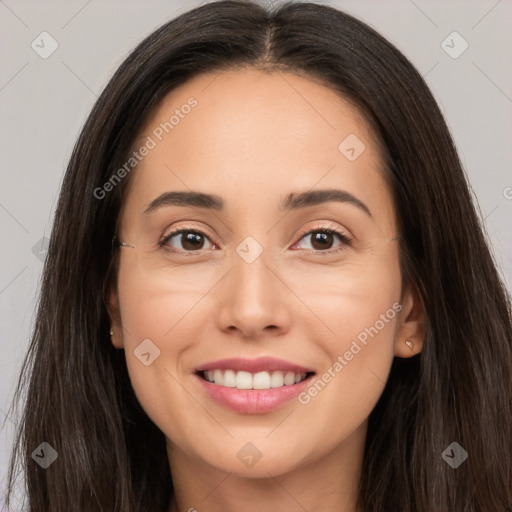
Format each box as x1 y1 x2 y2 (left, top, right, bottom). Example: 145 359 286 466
5 1 512 511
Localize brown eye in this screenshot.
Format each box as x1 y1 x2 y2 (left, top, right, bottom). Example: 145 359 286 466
293 228 351 253
310 231 335 250
161 229 214 251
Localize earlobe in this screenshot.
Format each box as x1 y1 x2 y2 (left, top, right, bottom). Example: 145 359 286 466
107 286 124 349
394 283 426 358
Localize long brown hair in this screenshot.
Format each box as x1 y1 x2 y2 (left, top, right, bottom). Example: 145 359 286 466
5 1 512 510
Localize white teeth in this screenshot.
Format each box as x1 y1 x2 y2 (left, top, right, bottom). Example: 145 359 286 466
270 371 284 388
236 371 253 389
203 369 308 389
213 369 223 385
253 371 271 389
284 372 296 386
223 369 236 387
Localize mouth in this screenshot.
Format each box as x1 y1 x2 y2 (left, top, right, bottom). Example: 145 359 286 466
196 369 315 389
194 357 316 414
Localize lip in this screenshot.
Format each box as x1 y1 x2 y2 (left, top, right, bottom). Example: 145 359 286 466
195 356 314 374
194 357 316 414
195 372 315 414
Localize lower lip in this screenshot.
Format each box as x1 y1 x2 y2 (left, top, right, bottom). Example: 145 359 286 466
195 373 314 414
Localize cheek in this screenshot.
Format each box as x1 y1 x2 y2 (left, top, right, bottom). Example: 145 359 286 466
113 256 230 432
286 240 402 347
113 263 192 424
294 248 402 427
292 311 399 465
116 254 215 341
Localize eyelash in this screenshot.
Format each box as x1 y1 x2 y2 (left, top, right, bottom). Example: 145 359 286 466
159 224 352 256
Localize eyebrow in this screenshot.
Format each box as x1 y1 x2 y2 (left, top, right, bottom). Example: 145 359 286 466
143 189 372 217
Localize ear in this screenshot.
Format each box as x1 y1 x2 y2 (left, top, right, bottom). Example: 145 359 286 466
394 282 426 358
107 284 124 350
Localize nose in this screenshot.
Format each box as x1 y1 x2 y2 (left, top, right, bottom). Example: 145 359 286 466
215 245 292 340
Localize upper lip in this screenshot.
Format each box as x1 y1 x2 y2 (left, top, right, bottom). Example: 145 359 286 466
195 357 315 374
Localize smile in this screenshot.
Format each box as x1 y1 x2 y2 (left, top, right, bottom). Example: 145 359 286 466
199 369 311 389
194 357 316 414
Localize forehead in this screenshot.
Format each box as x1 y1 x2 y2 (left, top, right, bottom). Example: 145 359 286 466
121 68 391 224
136 67 378 156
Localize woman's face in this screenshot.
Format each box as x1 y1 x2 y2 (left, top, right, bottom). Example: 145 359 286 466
110 68 421 477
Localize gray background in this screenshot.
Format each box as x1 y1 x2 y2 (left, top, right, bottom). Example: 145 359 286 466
1 0 511 506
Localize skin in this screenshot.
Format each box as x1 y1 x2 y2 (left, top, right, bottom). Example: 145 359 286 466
108 68 426 512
